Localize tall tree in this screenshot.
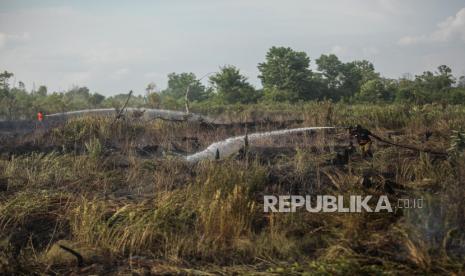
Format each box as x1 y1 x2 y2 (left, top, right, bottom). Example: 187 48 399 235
349 60 379 85
163 73 208 102
0 71 15 119
64 86 91 109
0 71 13 90
18 81 26 91
37 85 48 97
315 54 344 89
436 65 455 89
146 82 157 94
316 56 379 100
458 76 465 88
210 65 259 104
356 78 395 103
410 65 455 103
145 82 161 108
258 46 314 101
89 93 105 108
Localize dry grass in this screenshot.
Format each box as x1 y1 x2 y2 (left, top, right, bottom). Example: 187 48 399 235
0 103 464 274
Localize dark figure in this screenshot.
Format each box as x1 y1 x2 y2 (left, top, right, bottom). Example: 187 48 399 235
349 125 373 158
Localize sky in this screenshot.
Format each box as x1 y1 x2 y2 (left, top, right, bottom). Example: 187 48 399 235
0 0 464 96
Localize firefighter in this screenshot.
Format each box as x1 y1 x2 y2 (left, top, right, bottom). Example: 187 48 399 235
349 125 373 158
37 111 44 122
36 111 45 130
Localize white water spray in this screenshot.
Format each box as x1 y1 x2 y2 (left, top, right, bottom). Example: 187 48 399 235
185 127 334 163
46 109 334 163
46 108 212 122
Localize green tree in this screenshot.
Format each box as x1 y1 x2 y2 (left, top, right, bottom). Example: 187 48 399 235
146 82 157 94
147 92 161 108
44 92 67 113
89 93 105 108
0 71 15 119
436 65 455 89
37 85 47 97
11 87 33 118
209 65 260 104
64 86 91 109
339 60 378 100
162 73 208 102
258 46 314 101
448 88 465 104
316 55 379 100
0 71 13 90
349 60 379 85
458 76 465 88
104 93 145 109
18 81 26 91
145 82 161 108
408 65 455 104
315 54 344 89
356 79 395 103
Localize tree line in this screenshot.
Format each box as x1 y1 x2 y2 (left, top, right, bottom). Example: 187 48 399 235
1 46 465 119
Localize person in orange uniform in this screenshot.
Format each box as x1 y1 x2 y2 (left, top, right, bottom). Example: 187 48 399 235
37 111 44 122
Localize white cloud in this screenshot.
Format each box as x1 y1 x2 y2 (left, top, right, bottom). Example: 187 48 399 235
431 8 465 42
1 1 464 94
398 7 465 45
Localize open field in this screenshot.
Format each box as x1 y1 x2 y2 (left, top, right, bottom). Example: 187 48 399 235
0 102 464 275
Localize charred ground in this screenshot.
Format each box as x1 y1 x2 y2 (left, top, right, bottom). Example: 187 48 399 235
0 102 464 275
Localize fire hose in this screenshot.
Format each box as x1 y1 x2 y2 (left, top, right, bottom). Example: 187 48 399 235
345 125 448 156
